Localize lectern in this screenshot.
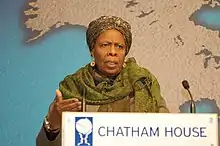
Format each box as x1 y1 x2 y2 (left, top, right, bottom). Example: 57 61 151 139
62 113 218 146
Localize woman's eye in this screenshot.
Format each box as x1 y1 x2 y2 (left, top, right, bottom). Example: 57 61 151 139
116 44 124 49
101 43 109 47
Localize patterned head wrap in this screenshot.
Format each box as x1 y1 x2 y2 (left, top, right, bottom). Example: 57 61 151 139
86 16 132 55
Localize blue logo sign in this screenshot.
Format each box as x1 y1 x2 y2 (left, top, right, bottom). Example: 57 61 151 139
75 117 93 146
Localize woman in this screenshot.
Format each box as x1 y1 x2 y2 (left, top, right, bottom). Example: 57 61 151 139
36 15 169 146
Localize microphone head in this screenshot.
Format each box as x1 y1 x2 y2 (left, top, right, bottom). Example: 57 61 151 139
182 80 190 90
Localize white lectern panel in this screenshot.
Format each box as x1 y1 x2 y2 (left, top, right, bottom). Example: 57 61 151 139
62 113 218 146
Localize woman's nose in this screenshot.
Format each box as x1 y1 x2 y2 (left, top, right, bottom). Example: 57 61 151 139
108 46 117 56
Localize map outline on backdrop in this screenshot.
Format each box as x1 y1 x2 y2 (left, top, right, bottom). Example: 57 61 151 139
23 0 220 116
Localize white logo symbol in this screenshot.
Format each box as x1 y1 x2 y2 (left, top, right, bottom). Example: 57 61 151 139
76 118 93 146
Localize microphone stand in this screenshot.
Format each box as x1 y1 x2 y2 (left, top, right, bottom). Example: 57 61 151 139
82 88 86 112
186 89 196 113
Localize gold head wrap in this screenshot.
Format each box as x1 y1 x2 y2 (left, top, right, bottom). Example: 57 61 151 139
86 16 132 55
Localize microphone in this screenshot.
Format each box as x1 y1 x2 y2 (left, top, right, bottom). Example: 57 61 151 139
181 80 196 113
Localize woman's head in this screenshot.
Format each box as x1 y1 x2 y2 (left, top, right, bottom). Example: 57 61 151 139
86 16 132 77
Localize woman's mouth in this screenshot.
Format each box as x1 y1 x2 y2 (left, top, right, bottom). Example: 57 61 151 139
105 61 117 68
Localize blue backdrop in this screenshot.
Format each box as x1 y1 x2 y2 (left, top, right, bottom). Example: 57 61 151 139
0 1 90 146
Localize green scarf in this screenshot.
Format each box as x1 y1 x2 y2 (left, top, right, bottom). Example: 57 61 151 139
59 57 161 112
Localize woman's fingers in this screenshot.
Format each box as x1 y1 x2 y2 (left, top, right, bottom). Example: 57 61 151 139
59 98 79 106
60 101 82 111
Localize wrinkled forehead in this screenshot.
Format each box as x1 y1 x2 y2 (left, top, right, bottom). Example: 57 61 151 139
94 28 126 42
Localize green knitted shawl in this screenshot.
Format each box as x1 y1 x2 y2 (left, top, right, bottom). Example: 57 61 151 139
59 57 160 112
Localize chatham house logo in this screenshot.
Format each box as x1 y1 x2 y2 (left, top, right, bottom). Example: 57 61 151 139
75 117 93 146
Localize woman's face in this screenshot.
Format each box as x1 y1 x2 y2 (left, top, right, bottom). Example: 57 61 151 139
91 29 126 77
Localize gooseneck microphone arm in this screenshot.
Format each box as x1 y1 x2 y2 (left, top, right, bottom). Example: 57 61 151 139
82 87 86 112
182 80 196 113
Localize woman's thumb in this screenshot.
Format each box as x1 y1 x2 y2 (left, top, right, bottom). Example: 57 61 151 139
56 89 62 101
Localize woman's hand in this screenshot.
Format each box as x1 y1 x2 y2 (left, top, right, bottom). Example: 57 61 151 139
47 89 82 130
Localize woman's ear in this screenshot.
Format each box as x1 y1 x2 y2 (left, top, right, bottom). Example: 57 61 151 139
90 49 94 57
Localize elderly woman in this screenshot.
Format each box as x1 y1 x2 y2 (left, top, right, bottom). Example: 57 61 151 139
36 15 169 146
